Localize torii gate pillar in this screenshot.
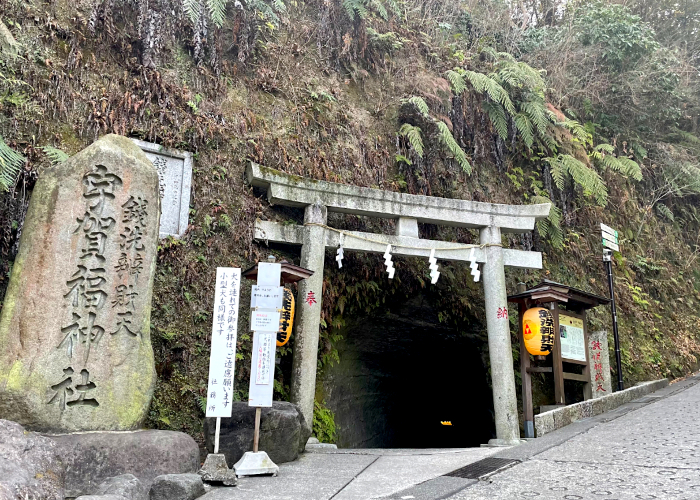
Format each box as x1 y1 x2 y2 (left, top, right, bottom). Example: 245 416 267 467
290 202 327 433
480 225 520 445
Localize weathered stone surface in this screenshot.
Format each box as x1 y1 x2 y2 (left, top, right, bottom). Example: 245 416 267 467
0 419 65 500
246 163 551 232
535 378 669 437
588 330 613 397
204 402 309 465
93 473 142 498
130 139 192 239
49 429 199 498
233 451 279 477
198 454 237 486
149 474 205 500
0 134 160 432
76 495 127 500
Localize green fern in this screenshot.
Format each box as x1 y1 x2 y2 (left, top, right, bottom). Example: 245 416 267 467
342 0 396 21
546 154 608 206
436 121 472 174
446 49 574 160
562 119 592 146
207 0 228 27
399 97 471 174
0 135 24 191
445 69 466 95
514 113 534 148
656 203 674 222
590 144 642 181
463 70 515 115
196 395 207 414
480 46 498 61
521 99 548 138
369 0 388 19
398 124 424 158
405 96 429 117
41 146 70 165
532 195 564 248
182 0 202 25
483 101 509 141
250 0 283 25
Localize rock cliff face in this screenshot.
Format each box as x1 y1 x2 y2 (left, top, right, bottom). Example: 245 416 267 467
2 0 700 448
321 296 495 448
0 419 65 500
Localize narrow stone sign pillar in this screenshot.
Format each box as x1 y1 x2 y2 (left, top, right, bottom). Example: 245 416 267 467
0 134 160 432
290 202 327 432
589 330 612 398
480 225 520 445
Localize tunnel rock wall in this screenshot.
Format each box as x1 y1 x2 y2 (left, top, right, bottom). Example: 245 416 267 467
319 296 495 449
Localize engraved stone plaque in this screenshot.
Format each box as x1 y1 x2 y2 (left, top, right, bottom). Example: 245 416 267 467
131 139 193 239
0 134 160 432
588 330 613 398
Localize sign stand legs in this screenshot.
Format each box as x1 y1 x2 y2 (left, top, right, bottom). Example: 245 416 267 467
603 249 624 391
198 267 241 487
234 261 281 478
214 417 221 454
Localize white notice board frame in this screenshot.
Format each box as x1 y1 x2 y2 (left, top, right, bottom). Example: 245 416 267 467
248 262 282 408
205 267 241 418
559 313 587 362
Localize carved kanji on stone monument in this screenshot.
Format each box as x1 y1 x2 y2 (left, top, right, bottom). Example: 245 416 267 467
0 134 160 432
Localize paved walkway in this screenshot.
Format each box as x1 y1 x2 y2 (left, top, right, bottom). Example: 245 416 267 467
201 448 501 500
202 373 700 500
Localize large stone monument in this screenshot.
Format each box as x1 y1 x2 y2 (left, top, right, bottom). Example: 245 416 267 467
0 134 160 432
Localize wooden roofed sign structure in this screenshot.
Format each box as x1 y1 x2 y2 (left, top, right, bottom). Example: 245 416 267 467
508 280 610 438
247 163 551 446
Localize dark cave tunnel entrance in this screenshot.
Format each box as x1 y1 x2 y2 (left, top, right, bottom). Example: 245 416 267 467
320 295 495 449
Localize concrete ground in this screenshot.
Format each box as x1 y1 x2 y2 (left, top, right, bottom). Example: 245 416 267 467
202 373 700 500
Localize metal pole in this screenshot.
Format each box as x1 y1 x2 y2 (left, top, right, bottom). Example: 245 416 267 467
603 249 624 391
253 407 261 453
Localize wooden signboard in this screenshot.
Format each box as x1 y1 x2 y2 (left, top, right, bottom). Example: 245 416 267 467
509 280 610 437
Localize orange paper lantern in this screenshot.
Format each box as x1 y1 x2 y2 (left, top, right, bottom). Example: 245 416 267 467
277 288 295 347
523 307 555 356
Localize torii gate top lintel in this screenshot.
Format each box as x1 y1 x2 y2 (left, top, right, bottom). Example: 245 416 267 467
246 163 550 233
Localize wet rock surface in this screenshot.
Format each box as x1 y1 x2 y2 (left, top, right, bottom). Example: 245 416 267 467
204 402 309 465
0 419 65 500
50 429 199 498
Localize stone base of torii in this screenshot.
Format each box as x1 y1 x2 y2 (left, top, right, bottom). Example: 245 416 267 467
246 163 551 446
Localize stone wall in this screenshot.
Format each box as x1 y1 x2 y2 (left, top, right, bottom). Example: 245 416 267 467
535 379 669 437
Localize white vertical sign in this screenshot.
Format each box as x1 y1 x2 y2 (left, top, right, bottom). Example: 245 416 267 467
205 267 241 418
248 262 281 408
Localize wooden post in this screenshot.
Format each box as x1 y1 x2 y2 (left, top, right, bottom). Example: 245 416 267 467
253 407 262 453
519 301 534 438
214 417 221 454
551 302 565 405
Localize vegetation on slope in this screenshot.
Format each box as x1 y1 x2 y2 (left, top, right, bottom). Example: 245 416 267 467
1 0 700 443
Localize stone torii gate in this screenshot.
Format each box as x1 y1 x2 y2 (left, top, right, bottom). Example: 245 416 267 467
247 163 550 445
